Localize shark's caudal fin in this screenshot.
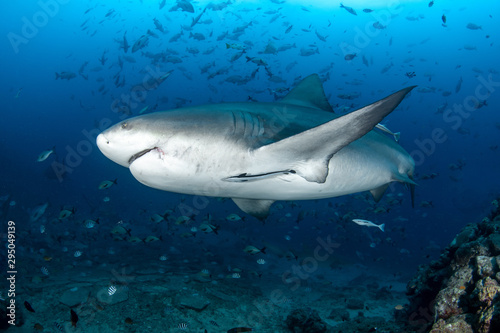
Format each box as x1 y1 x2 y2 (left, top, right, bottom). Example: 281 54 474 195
255 85 416 183
281 74 334 112
408 174 416 208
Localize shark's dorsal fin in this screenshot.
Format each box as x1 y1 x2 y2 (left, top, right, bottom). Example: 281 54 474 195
256 86 416 183
281 74 334 113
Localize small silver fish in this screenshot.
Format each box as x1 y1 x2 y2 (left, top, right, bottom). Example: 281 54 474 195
111 225 131 236
58 207 75 220
150 213 166 223
37 148 55 162
340 3 357 15
226 213 243 221
244 245 266 255
352 219 385 232
84 221 95 228
199 223 219 234
226 43 246 50
14 87 22 98
144 235 160 243
466 23 481 30
98 179 117 190
30 203 49 222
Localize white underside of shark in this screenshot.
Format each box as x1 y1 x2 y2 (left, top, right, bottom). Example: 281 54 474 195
96 74 416 218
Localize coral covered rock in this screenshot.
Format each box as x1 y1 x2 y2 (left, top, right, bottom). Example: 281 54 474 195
430 317 474 333
476 277 500 307
405 201 500 332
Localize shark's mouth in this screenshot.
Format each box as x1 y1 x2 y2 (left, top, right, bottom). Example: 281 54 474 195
128 147 158 164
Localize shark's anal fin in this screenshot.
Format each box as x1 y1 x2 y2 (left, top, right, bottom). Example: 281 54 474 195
232 198 275 219
370 184 389 202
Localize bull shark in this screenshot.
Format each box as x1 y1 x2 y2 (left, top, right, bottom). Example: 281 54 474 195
96 74 416 218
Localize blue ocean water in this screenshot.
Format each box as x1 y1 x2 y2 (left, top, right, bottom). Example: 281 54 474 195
1 0 499 331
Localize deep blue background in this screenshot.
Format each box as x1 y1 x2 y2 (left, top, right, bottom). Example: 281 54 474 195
1 0 499 277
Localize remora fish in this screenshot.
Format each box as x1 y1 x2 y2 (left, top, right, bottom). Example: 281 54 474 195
97 74 416 219
375 124 400 142
352 219 385 232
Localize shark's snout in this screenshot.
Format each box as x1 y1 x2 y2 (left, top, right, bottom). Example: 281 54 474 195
96 133 108 148
96 132 130 168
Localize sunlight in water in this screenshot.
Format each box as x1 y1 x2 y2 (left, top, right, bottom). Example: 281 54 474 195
246 0 424 9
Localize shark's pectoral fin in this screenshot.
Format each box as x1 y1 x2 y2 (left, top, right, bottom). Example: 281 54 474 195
255 86 416 184
232 198 275 219
370 184 389 202
292 159 331 183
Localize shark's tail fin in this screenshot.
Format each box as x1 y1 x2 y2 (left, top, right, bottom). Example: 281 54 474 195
393 173 417 208
406 172 416 208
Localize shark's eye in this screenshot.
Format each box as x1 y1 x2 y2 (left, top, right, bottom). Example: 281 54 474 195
121 122 128 129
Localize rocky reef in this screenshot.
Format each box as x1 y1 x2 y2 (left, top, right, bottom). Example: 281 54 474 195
405 199 500 332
